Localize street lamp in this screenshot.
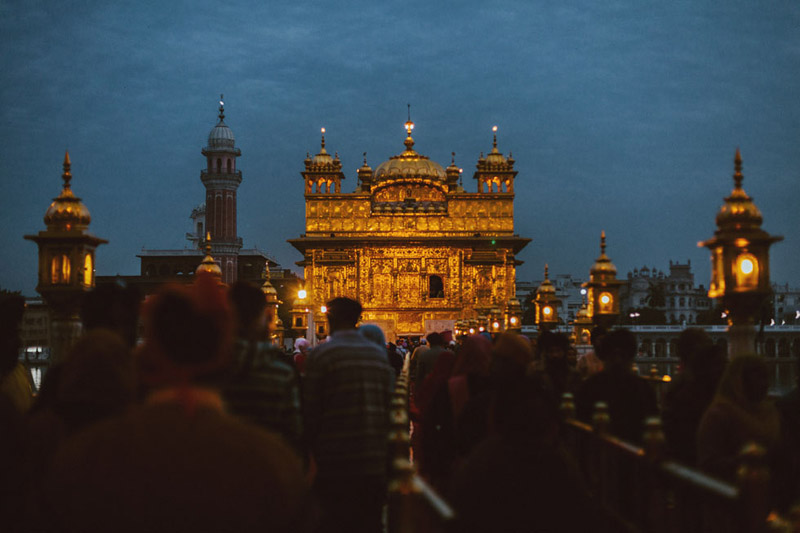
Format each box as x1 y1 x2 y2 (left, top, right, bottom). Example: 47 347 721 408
534 264 560 331
699 149 782 357
583 231 623 329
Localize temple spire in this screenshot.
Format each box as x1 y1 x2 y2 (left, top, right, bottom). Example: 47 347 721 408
600 230 607 256
733 147 743 190
320 127 327 153
62 150 72 190
218 94 225 122
492 125 498 151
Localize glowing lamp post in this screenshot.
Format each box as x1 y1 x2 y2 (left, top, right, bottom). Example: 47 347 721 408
289 287 309 340
505 297 523 333
25 153 107 362
534 264 561 331
699 150 782 358
583 231 623 329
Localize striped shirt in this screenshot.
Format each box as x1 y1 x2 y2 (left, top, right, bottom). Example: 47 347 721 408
222 340 303 454
304 330 394 481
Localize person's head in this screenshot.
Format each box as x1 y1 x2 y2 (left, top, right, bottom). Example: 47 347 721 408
325 297 362 332
452 334 492 377
80 283 141 348
676 328 713 369
426 332 445 348
293 338 310 355
0 292 24 375
717 354 770 408
596 329 637 369
492 332 534 383
359 324 386 349
57 329 136 430
536 331 570 361
138 272 233 386
227 281 268 340
590 325 608 350
492 370 559 444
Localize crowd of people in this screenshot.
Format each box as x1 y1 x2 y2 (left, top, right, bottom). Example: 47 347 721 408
0 277 799 532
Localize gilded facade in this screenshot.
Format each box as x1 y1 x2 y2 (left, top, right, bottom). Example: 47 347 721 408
289 121 530 340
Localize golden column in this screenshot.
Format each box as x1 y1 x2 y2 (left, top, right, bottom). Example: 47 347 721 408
699 149 782 358
25 152 107 362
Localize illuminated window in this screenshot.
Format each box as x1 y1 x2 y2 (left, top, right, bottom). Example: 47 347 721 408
83 253 93 286
429 275 444 298
52 254 72 283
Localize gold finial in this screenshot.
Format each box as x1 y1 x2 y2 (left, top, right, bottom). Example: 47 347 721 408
600 231 607 255
492 125 498 149
733 147 743 190
403 104 415 150
544 263 549 280
363 152 367 165
204 231 212 254
451 151 456 164
218 94 225 121
320 127 326 150
62 150 72 189
262 260 271 281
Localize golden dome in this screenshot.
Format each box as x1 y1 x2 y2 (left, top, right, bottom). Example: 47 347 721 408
537 264 556 296
196 233 222 278
373 120 446 182
590 231 618 279
261 265 280 304
715 149 764 231
44 152 92 231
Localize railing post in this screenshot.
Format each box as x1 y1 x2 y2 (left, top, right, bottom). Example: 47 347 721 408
387 457 421 533
643 417 667 532
592 401 610 434
560 392 576 420
643 417 665 463
737 442 770 533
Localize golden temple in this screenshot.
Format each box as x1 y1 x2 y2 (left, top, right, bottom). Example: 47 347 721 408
288 120 530 341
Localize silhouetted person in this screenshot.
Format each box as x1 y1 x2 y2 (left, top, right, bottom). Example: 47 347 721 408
37 274 308 533
662 328 725 465
223 282 303 456
775 355 800 511
304 297 393 533
536 330 581 398
697 355 780 483
450 371 606 532
412 331 447 391
576 328 658 443
0 292 28 528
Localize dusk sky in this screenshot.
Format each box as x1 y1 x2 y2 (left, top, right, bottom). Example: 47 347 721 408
2 1 798 297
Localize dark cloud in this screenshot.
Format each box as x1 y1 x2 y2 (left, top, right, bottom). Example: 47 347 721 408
2 0 799 295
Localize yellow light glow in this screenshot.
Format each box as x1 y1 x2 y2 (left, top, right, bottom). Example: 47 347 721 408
83 253 92 286
492 321 500 329
600 294 611 305
510 317 518 325
662 375 672 383
735 238 749 248
321 127 325 134
479 326 485 332
739 258 754 275
298 289 307 299
321 305 327 313
543 306 552 316
469 328 475 334
492 125 498 132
